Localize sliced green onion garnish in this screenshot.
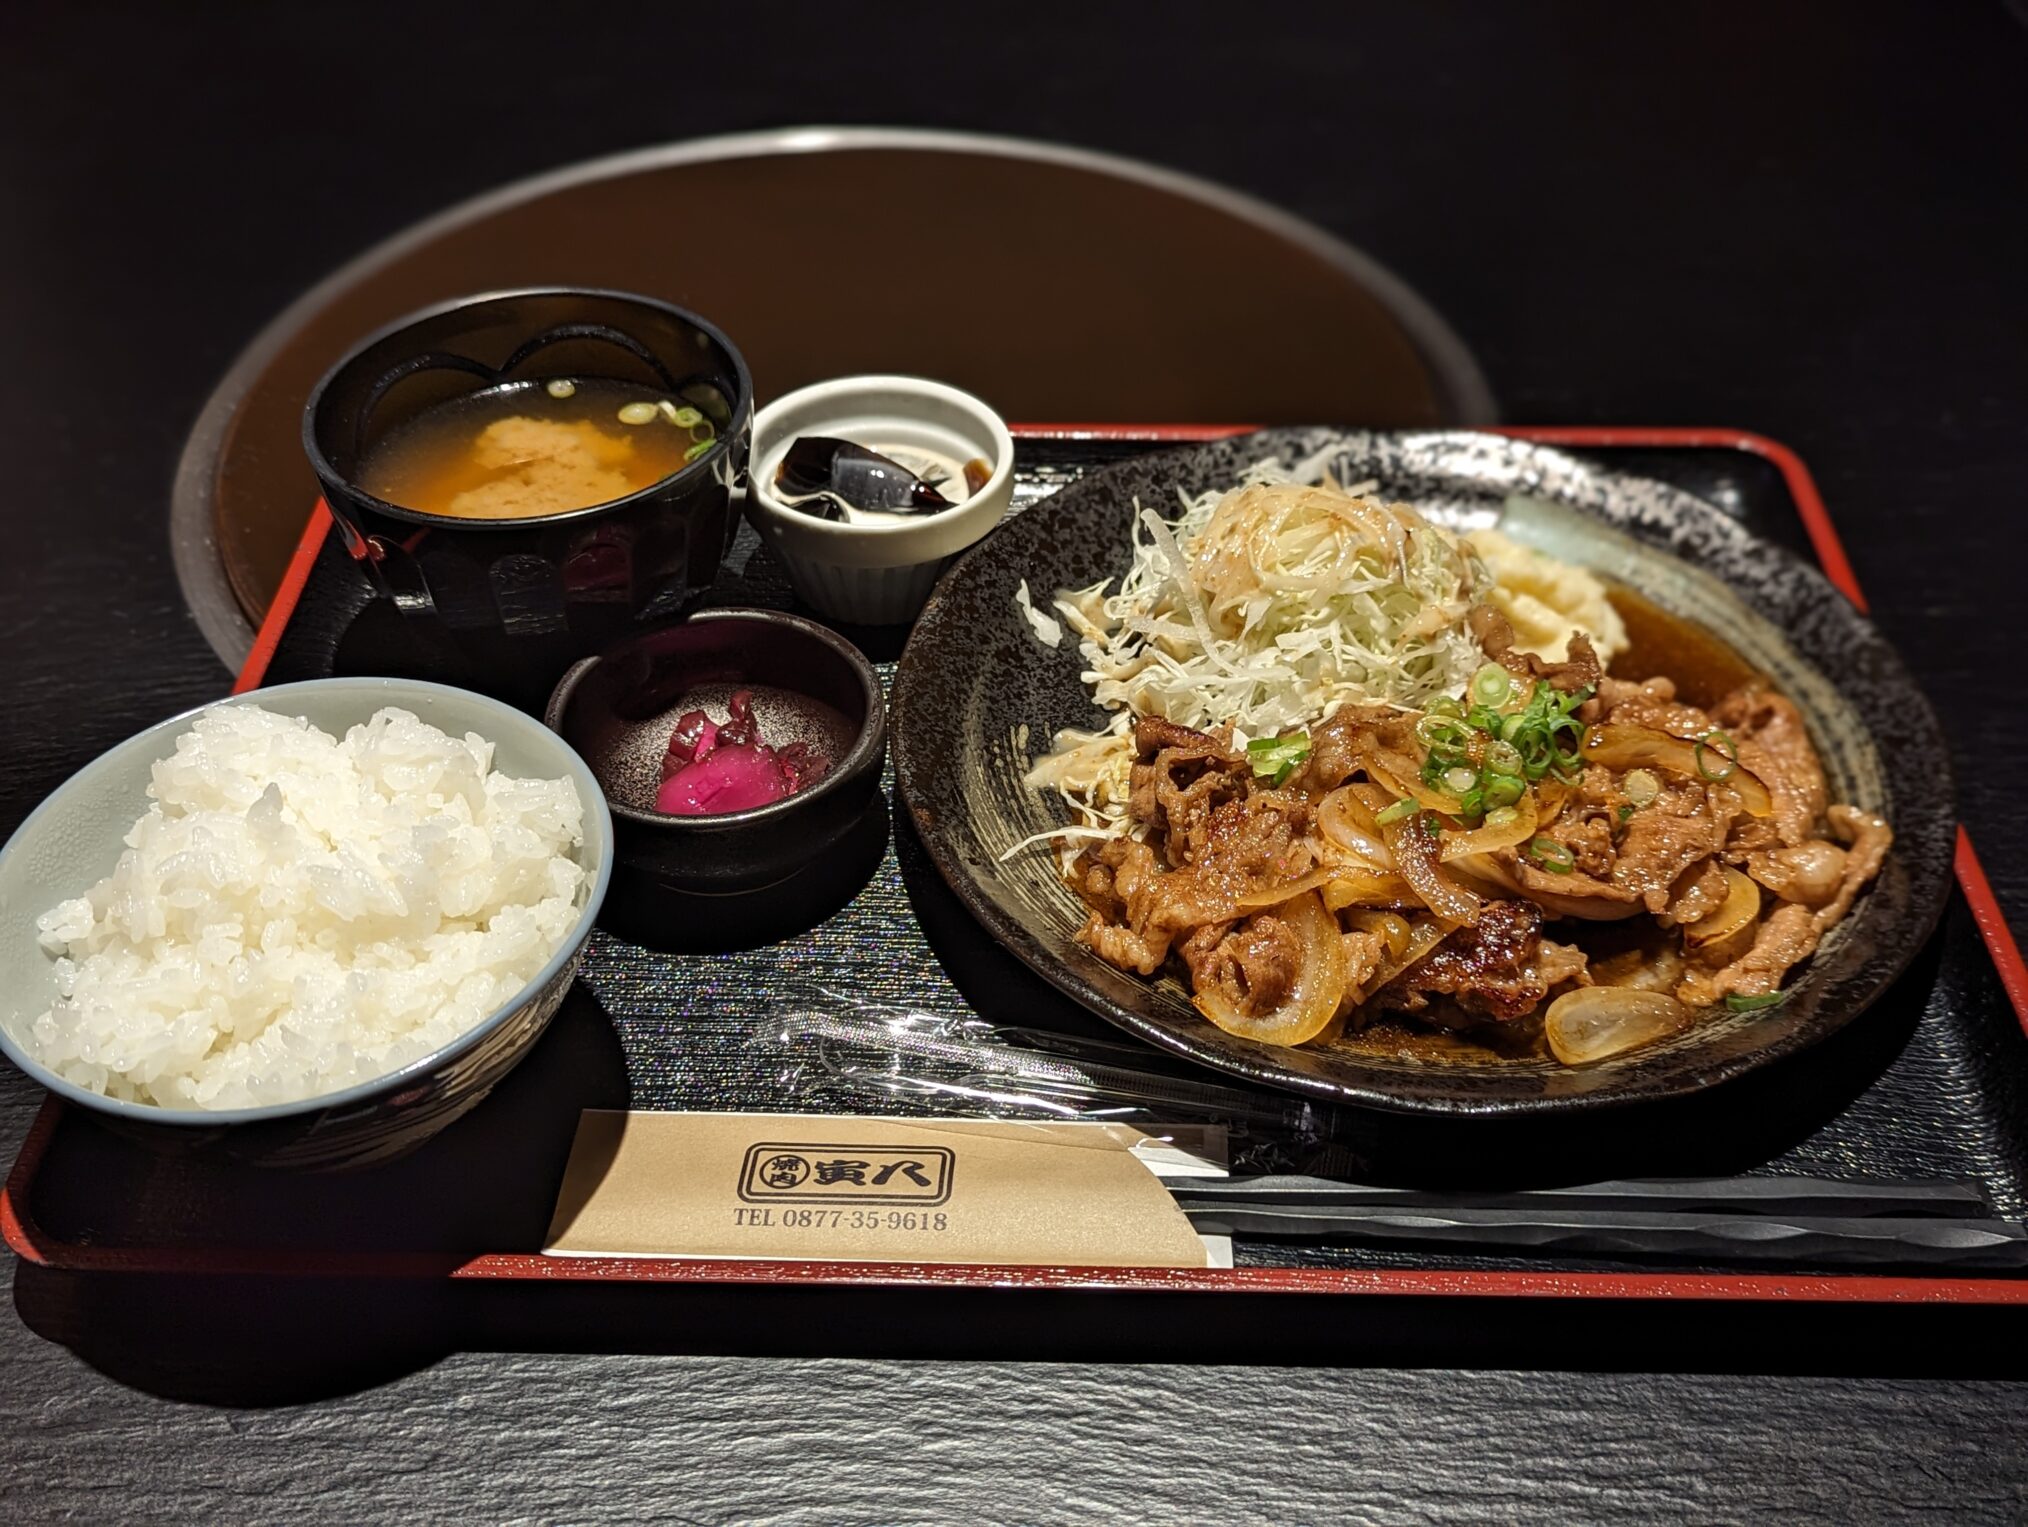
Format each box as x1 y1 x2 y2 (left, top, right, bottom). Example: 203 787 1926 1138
1375 798 1419 826
1725 991 1786 1012
1427 694 1465 720
1695 729 1739 781
1246 734 1306 760
1471 664 1514 707
1485 805 1520 829
1465 704 1503 736
683 438 715 462
1617 804 1635 822
1416 714 1472 753
1246 733 1311 786
669 404 705 427
1453 682 1600 787
1482 773 1524 809
1527 837 1575 874
1443 765 1477 795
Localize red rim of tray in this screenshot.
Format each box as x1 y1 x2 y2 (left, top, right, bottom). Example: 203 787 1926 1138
7 424 2024 1306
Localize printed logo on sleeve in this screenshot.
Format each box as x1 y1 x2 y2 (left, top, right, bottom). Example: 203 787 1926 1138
738 1143 955 1205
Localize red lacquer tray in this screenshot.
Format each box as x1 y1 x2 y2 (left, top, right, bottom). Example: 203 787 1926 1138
7 426 2026 1306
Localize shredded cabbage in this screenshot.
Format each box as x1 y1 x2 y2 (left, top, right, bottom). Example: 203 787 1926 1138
1019 453 1490 856
1013 578 1063 648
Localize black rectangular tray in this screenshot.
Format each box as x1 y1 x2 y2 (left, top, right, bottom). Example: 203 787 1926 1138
8 427 2026 1304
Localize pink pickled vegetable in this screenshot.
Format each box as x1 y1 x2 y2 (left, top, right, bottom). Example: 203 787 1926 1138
655 689 829 815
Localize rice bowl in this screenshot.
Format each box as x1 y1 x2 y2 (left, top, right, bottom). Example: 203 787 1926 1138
0 678 612 1163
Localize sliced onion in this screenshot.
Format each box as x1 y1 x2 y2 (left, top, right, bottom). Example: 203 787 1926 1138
1348 780 1402 815
1320 870 1418 910
1580 724 1774 817
1437 792 1539 862
1544 987 1695 1065
1318 786 1395 869
1344 909 1412 962
1351 916 1448 1002
1683 866 1761 948
1363 745 1470 817
1381 808 1482 926
1233 866 1341 910
1452 853 1645 922
1192 890 1349 1047
1535 776 1573 828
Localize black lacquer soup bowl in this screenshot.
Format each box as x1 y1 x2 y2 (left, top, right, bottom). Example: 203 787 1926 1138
304 287 753 655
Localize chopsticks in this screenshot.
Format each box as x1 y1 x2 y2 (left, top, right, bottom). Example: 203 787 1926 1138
753 1007 2028 1271
1168 1175 2028 1270
1170 1174 1994 1217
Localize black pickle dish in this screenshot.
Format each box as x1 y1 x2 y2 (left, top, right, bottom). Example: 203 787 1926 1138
545 609 888 895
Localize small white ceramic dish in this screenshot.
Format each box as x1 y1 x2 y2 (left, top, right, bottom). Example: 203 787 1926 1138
745 375 1015 624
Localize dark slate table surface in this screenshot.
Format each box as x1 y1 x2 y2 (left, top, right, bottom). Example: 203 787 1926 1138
5 2 2027 1519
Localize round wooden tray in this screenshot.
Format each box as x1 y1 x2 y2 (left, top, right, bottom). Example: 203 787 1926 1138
172 128 1494 662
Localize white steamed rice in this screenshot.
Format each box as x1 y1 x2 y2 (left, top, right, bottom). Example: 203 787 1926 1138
19 704 587 1110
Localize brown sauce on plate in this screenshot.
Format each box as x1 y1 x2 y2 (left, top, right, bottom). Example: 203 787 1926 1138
1603 583 1764 708
1329 1014 1551 1065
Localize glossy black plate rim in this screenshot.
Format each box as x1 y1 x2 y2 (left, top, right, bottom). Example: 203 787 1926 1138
891 429 1958 1116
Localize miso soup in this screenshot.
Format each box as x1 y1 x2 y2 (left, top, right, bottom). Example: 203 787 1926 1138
359 377 719 520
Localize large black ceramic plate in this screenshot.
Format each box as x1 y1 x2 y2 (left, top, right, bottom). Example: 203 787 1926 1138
891 429 1958 1114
